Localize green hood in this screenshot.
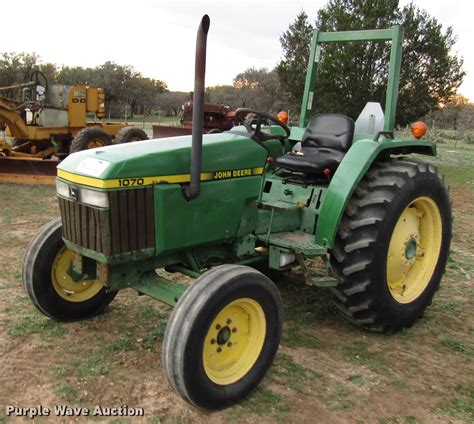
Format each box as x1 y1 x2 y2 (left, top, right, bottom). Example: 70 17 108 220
58 132 268 187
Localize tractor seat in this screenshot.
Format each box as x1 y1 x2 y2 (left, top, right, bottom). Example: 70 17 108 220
276 113 355 175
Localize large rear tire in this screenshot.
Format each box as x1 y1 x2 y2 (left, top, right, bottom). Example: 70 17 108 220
330 158 452 333
70 127 112 153
22 218 117 321
162 265 282 410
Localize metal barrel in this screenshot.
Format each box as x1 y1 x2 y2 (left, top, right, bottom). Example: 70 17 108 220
184 14 210 200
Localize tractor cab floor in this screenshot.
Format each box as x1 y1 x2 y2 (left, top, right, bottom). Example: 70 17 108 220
256 231 327 256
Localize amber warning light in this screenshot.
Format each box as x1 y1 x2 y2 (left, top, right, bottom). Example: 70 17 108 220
411 121 427 139
277 111 289 124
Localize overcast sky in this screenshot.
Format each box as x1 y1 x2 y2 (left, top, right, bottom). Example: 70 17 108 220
3 0 473 100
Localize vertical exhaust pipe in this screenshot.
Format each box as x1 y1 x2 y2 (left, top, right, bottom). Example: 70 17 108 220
184 14 210 200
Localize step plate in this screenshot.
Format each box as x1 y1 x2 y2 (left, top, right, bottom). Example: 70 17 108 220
257 231 327 256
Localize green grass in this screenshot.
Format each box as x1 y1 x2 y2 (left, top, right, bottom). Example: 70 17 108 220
6 313 66 340
347 374 364 385
54 383 86 403
50 346 110 381
142 323 167 350
239 387 292 418
104 336 136 353
438 165 473 186
340 339 392 375
440 338 472 356
271 352 322 395
282 322 324 349
436 384 474 422
109 115 180 125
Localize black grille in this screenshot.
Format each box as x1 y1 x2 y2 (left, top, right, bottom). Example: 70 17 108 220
58 187 155 256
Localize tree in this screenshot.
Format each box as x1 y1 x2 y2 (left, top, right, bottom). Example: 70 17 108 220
0 52 57 97
234 67 288 112
56 66 96 86
206 68 288 114
155 91 190 116
57 62 168 117
276 12 314 114
427 94 472 131
0 53 169 117
276 1 465 126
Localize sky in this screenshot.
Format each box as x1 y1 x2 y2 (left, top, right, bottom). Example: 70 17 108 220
2 0 473 100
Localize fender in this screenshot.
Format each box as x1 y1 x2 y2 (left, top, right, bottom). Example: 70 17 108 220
314 138 436 248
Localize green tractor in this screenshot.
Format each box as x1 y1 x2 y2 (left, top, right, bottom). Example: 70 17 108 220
23 16 451 409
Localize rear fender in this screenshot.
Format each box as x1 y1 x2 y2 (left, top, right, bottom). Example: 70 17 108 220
315 138 436 248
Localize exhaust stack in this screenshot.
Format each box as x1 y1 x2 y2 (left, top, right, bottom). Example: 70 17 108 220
184 14 210 200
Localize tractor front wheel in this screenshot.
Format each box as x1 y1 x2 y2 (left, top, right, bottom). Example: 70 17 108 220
162 264 282 410
22 218 117 321
330 158 452 333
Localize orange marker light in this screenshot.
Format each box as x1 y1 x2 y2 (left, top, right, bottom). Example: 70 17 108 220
277 111 289 124
411 121 427 139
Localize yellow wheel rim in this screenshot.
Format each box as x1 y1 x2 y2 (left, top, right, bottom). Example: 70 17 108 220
387 196 442 303
51 247 103 302
203 298 266 385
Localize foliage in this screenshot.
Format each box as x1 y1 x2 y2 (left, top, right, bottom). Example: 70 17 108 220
277 0 465 126
155 91 190 116
0 53 167 118
207 67 289 114
275 12 314 115
425 95 473 131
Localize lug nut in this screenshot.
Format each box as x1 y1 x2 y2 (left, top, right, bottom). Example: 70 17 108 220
216 324 221 330
232 327 237 333
211 339 216 344
226 319 232 324
217 347 222 353
227 342 232 347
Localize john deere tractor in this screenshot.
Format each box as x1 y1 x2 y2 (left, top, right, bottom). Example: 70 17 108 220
23 16 451 409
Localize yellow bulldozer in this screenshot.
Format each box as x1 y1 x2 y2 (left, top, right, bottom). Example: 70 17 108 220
0 71 148 184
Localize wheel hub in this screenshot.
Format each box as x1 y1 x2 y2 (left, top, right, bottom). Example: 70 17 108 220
405 238 417 260
216 325 232 345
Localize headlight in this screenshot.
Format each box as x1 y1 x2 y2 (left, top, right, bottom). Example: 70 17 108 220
56 179 109 208
80 188 109 208
56 179 69 198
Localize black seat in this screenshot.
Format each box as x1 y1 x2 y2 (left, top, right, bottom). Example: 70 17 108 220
275 113 354 175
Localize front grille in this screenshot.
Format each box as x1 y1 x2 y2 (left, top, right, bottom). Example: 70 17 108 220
58 187 155 256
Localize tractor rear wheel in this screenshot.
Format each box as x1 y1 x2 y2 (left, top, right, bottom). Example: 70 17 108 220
330 158 452 333
113 126 148 144
162 264 282 410
22 218 117 321
70 127 112 153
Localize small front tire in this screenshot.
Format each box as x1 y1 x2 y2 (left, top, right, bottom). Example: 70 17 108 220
162 265 282 410
22 218 117 321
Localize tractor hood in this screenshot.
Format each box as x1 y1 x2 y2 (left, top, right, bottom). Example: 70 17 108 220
57 132 268 189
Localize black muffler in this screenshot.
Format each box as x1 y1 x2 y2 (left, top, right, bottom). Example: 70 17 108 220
184 14 210 200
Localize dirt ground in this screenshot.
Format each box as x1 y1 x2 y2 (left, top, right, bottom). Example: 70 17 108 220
0 150 473 423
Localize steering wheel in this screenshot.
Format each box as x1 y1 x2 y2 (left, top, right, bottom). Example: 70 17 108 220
235 108 290 145
26 70 48 92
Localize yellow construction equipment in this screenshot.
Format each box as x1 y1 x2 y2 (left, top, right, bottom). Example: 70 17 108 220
0 70 148 184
